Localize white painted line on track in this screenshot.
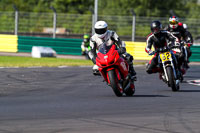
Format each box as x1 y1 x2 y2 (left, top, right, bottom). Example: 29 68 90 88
57 66 69 68
187 79 200 86
0 67 20 69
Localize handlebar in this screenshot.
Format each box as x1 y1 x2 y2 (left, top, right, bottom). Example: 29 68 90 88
180 41 193 47
154 46 170 53
149 46 170 56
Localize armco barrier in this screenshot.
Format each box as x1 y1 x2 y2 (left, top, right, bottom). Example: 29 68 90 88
125 41 200 62
0 34 200 61
18 36 82 55
190 45 200 62
0 34 18 52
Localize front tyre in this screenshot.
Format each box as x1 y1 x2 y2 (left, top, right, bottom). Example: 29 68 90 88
166 66 179 92
125 82 135 96
108 70 123 97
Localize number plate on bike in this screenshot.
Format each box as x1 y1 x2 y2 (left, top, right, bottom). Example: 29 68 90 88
160 52 171 61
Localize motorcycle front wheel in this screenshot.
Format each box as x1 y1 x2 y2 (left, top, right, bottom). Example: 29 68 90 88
166 66 179 92
125 82 135 96
108 69 123 97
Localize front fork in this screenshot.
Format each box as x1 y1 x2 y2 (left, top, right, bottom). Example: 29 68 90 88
184 46 188 62
161 52 178 81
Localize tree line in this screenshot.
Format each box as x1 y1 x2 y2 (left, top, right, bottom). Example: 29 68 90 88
0 0 200 18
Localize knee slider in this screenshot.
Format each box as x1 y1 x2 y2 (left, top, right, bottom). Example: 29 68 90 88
146 64 152 74
146 69 153 74
125 54 133 63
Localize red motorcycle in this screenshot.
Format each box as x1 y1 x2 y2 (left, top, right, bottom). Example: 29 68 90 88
96 42 135 97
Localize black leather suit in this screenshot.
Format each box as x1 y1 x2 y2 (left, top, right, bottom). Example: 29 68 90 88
145 30 178 74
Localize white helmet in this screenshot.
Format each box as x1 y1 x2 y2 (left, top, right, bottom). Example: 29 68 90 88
94 21 108 38
183 23 187 29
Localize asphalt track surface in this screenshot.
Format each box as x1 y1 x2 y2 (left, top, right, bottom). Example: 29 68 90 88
0 65 200 133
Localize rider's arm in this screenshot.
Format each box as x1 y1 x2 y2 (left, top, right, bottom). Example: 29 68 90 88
178 26 193 46
110 31 126 54
88 38 97 64
184 30 193 46
166 31 179 48
145 34 154 54
110 31 124 47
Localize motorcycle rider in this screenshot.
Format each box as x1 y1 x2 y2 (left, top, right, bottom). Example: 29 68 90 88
89 20 136 79
81 34 90 55
180 22 193 68
165 16 193 69
181 23 193 44
146 20 181 79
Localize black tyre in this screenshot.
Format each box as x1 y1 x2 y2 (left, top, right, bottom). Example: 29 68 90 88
125 82 135 96
108 70 123 97
166 66 179 91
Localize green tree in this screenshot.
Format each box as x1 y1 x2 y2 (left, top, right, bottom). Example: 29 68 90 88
98 0 189 17
0 0 199 18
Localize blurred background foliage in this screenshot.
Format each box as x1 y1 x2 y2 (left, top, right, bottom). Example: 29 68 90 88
0 0 200 18
0 0 200 40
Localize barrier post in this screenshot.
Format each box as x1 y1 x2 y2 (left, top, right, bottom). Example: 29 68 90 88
13 5 18 35
50 6 57 38
131 9 136 42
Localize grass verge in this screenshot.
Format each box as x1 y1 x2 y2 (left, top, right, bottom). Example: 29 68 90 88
0 56 146 67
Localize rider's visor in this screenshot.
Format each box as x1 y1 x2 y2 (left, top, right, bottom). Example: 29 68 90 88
84 38 89 42
95 28 107 34
170 20 178 25
153 28 160 33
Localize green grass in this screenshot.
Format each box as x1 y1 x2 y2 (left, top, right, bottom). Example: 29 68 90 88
0 56 93 67
0 56 146 67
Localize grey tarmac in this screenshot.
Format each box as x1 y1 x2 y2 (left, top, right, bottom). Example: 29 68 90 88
0 65 199 133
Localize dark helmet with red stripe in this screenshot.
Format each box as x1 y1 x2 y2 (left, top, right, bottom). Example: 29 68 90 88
151 20 162 34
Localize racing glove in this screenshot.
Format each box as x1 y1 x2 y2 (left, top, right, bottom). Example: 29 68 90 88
118 47 126 55
148 50 155 55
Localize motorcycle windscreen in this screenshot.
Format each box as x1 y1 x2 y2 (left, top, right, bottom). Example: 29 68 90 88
98 43 114 54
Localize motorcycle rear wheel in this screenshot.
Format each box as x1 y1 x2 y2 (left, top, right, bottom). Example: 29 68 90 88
108 70 123 97
166 66 179 92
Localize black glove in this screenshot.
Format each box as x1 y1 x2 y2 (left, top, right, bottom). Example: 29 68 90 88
168 44 174 50
180 40 186 46
118 47 126 55
163 46 169 51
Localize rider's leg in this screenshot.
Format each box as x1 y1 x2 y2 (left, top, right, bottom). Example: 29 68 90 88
123 53 136 77
172 52 182 80
185 47 192 69
81 44 86 55
146 56 159 74
92 64 100 75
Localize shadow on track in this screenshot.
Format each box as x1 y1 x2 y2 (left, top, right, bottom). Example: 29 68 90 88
184 76 200 79
125 95 169 97
179 90 200 92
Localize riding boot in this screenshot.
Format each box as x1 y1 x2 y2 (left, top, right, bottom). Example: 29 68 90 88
184 61 190 69
176 68 183 81
124 53 137 80
129 64 137 81
92 64 100 76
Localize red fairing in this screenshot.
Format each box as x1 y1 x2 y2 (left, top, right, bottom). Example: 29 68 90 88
117 57 129 78
96 45 119 68
96 45 129 83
